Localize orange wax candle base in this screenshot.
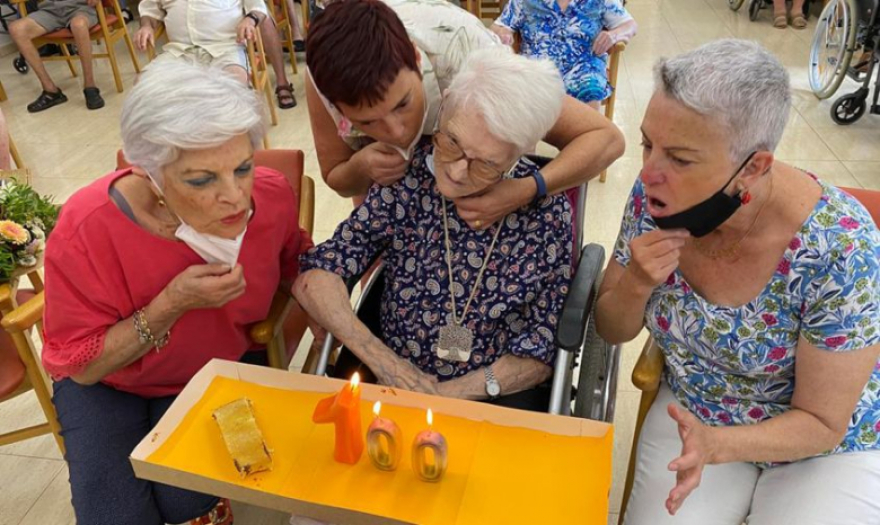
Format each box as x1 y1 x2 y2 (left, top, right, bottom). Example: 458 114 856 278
312 375 364 465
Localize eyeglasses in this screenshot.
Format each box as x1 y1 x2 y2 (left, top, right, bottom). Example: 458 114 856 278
432 131 507 183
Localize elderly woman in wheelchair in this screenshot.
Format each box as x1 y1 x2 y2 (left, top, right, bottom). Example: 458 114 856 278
295 48 586 412
41 62 313 525
596 39 880 525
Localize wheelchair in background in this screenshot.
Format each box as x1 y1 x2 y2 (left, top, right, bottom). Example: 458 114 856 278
728 0 813 24
308 157 621 423
809 0 880 124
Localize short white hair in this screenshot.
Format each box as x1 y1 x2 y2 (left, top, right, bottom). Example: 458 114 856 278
444 47 564 152
121 61 267 184
654 39 791 162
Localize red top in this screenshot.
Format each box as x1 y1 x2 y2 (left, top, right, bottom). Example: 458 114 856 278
42 167 313 397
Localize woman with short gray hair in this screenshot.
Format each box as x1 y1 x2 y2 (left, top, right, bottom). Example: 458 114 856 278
596 39 880 524
42 61 313 525
295 48 573 410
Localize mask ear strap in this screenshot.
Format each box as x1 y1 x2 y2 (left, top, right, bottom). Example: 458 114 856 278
724 151 759 194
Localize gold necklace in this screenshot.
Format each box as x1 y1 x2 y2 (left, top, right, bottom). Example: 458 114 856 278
436 196 503 363
693 174 774 261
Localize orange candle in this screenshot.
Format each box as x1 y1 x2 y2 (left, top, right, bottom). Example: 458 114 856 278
312 373 364 464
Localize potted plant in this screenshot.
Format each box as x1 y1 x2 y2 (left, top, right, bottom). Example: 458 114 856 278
0 179 60 282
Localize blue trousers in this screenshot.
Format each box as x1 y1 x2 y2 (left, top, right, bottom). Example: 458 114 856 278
53 351 267 524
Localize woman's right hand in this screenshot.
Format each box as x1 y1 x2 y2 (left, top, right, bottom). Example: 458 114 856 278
627 229 690 291
354 142 408 187
163 264 246 313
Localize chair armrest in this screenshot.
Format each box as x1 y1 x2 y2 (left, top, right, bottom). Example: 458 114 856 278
300 175 315 235
555 243 605 351
250 290 293 345
1 292 44 333
632 337 663 392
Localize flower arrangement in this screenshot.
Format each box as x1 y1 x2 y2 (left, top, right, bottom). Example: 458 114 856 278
0 179 59 281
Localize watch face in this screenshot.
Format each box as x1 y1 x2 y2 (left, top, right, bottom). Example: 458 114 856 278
487 381 501 397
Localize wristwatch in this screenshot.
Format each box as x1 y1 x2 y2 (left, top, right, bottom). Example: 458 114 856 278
484 366 501 399
245 12 261 25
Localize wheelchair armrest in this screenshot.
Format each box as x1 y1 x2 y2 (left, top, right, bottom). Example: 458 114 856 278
555 243 605 351
250 289 294 345
632 337 664 392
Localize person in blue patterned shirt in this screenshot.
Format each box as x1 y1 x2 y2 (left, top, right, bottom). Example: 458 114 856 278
492 0 637 108
295 48 573 411
596 40 880 525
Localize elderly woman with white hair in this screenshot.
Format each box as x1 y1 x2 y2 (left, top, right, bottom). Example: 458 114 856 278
295 48 572 410
41 61 312 525
595 39 880 524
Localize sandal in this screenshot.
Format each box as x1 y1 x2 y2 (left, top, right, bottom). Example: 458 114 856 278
275 83 297 109
189 497 233 525
26 89 68 113
83 87 105 110
773 12 788 28
791 13 807 29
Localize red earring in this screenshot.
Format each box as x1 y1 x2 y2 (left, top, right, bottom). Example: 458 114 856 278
741 191 752 205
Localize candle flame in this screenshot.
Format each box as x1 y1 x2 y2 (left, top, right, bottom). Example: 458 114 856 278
373 400 381 416
427 408 433 427
351 372 360 389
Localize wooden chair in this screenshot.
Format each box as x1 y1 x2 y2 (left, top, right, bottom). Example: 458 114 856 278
0 79 7 102
145 23 167 62
12 0 141 93
246 28 279 148
267 0 298 74
9 135 24 170
114 148 315 370
0 269 65 455
618 186 880 524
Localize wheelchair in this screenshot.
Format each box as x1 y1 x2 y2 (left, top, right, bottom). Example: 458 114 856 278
809 0 880 124
308 158 621 422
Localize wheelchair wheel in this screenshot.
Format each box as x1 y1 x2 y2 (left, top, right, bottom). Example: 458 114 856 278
574 315 611 422
729 0 746 11
831 92 867 124
809 0 858 99
748 0 761 20
13 56 28 74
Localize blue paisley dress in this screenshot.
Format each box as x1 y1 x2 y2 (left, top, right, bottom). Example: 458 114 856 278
496 0 633 103
614 177 880 460
300 138 573 380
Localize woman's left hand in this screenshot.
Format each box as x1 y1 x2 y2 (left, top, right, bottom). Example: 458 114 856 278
454 178 534 230
592 31 617 56
665 403 717 516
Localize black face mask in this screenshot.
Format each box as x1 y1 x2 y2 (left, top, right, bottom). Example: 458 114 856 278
652 152 757 238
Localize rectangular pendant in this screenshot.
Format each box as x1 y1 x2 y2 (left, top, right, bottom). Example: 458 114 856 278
436 324 474 363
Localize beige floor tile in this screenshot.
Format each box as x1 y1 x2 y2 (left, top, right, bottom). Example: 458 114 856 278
843 162 880 190
774 114 838 161
0 454 65 525
0 391 62 462
17 467 75 525
814 124 880 161
230 500 291 525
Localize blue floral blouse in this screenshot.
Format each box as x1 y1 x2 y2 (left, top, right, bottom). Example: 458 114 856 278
614 177 880 459
300 139 573 380
497 0 633 103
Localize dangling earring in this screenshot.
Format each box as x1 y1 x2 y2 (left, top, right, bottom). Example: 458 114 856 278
157 196 166 207
741 191 752 205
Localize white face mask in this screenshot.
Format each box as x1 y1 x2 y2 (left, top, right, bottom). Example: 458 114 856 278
147 173 250 267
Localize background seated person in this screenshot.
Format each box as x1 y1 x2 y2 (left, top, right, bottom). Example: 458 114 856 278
9 0 105 112
305 0 623 229
492 0 637 109
134 0 268 84
42 62 312 525
295 49 572 411
595 39 880 524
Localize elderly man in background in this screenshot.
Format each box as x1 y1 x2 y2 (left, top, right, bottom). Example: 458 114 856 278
134 0 298 108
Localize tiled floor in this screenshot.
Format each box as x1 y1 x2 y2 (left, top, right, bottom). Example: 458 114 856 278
1 0 879 523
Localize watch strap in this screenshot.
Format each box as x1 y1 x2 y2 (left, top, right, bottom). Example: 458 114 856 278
531 170 547 201
245 12 260 25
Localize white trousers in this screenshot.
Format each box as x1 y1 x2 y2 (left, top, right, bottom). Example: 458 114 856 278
623 384 880 525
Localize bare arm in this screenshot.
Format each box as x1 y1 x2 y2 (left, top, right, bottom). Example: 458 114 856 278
706 339 880 464
594 261 651 344
139 15 159 29
293 269 438 392
609 19 637 43
437 356 551 400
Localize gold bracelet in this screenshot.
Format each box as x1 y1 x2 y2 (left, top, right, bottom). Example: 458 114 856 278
133 309 171 352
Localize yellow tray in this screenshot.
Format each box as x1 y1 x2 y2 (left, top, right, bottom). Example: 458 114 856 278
131 359 614 525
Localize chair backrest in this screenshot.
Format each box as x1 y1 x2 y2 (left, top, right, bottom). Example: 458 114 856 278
840 186 880 228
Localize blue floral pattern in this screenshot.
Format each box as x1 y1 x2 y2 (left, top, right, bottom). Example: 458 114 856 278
613 177 880 460
497 0 632 103
301 138 573 380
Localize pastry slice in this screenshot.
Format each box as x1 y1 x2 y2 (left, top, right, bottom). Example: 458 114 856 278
212 398 272 478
